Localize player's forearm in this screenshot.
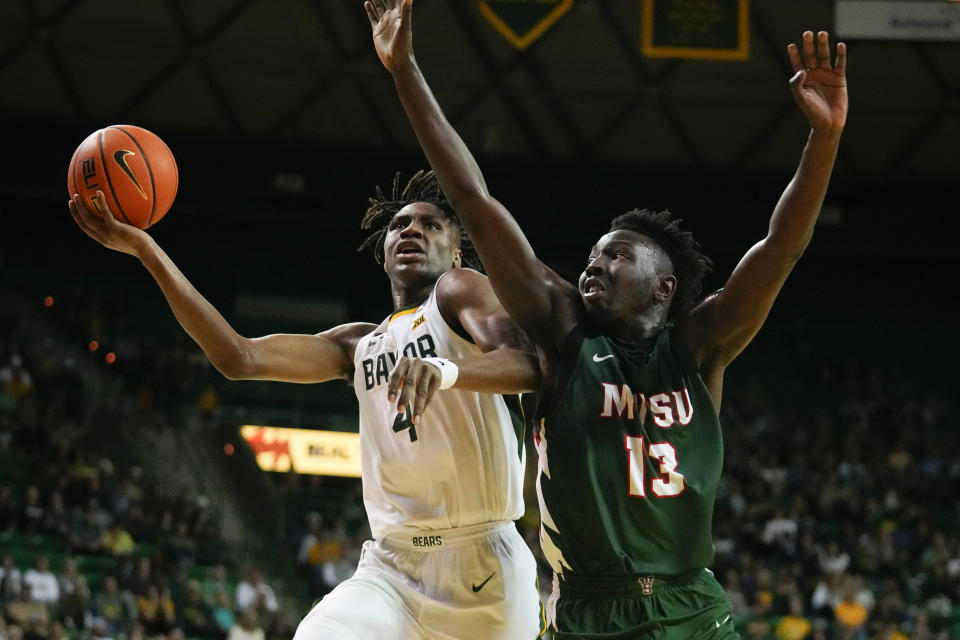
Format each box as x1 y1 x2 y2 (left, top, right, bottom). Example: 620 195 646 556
134 236 252 378
391 59 490 211
392 60 551 324
452 349 540 394
765 128 842 261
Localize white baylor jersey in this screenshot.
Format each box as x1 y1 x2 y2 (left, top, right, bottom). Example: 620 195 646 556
352 276 526 539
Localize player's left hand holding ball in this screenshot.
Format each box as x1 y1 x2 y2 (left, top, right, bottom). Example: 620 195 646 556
69 190 150 257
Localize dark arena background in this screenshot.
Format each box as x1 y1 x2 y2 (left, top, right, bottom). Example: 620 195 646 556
1 1 958 639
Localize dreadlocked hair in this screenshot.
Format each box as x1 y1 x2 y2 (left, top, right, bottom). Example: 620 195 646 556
358 170 482 272
609 208 713 320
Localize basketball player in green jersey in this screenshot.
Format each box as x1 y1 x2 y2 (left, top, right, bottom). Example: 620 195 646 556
368 1 848 637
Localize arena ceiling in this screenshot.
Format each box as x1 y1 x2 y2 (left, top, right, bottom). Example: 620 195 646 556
2 0 959 181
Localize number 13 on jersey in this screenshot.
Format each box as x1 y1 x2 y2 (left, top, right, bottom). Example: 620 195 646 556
625 435 686 498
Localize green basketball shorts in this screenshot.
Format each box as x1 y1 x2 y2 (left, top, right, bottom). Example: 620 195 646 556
548 568 738 639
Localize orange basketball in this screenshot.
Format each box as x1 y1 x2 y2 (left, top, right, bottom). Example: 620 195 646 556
67 125 178 229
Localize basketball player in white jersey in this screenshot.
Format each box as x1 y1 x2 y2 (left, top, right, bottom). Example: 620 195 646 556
67 170 545 639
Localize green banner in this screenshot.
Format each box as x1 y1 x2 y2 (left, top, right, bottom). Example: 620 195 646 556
478 0 573 50
642 0 749 60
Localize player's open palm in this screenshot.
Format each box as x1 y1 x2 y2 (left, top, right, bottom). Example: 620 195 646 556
69 191 148 257
365 0 414 73
787 31 847 133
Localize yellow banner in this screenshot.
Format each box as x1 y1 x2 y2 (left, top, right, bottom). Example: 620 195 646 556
239 425 362 478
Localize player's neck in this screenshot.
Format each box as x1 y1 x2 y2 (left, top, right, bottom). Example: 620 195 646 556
390 281 433 311
594 311 666 343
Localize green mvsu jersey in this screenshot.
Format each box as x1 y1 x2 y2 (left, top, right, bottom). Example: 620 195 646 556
535 325 723 577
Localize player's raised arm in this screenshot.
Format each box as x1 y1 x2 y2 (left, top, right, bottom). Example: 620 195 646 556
366 0 575 352
680 31 847 373
69 192 370 383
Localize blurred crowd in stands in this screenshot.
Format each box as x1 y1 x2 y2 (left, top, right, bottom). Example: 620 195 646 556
0 291 297 640
2 279 958 640
706 323 959 640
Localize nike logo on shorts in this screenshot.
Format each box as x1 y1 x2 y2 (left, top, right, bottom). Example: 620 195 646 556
716 614 731 628
592 353 614 362
472 572 496 592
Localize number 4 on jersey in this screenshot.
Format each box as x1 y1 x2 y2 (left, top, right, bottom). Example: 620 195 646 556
625 435 685 497
393 407 417 442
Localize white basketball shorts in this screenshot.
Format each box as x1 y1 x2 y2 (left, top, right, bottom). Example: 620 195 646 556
292 520 544 639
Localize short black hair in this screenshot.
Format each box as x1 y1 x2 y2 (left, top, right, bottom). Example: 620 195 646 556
358 170 481 271
609 208 713 319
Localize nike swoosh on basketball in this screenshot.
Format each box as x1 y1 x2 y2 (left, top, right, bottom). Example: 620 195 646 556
113 149 148 199
472 572 496 592
715 614 731 628
592 353 615 362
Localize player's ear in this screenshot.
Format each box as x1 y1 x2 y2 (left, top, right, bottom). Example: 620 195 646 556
451 248 462 269
654 274 676 302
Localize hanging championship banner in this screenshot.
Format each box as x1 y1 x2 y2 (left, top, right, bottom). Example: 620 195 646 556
478 0 574 50
240 425 362 478
641 0 750 60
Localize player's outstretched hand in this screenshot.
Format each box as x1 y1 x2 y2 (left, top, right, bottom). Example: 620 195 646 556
387 356 442 426
68 191 149 257
787 31 847 134
365 0 415 73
